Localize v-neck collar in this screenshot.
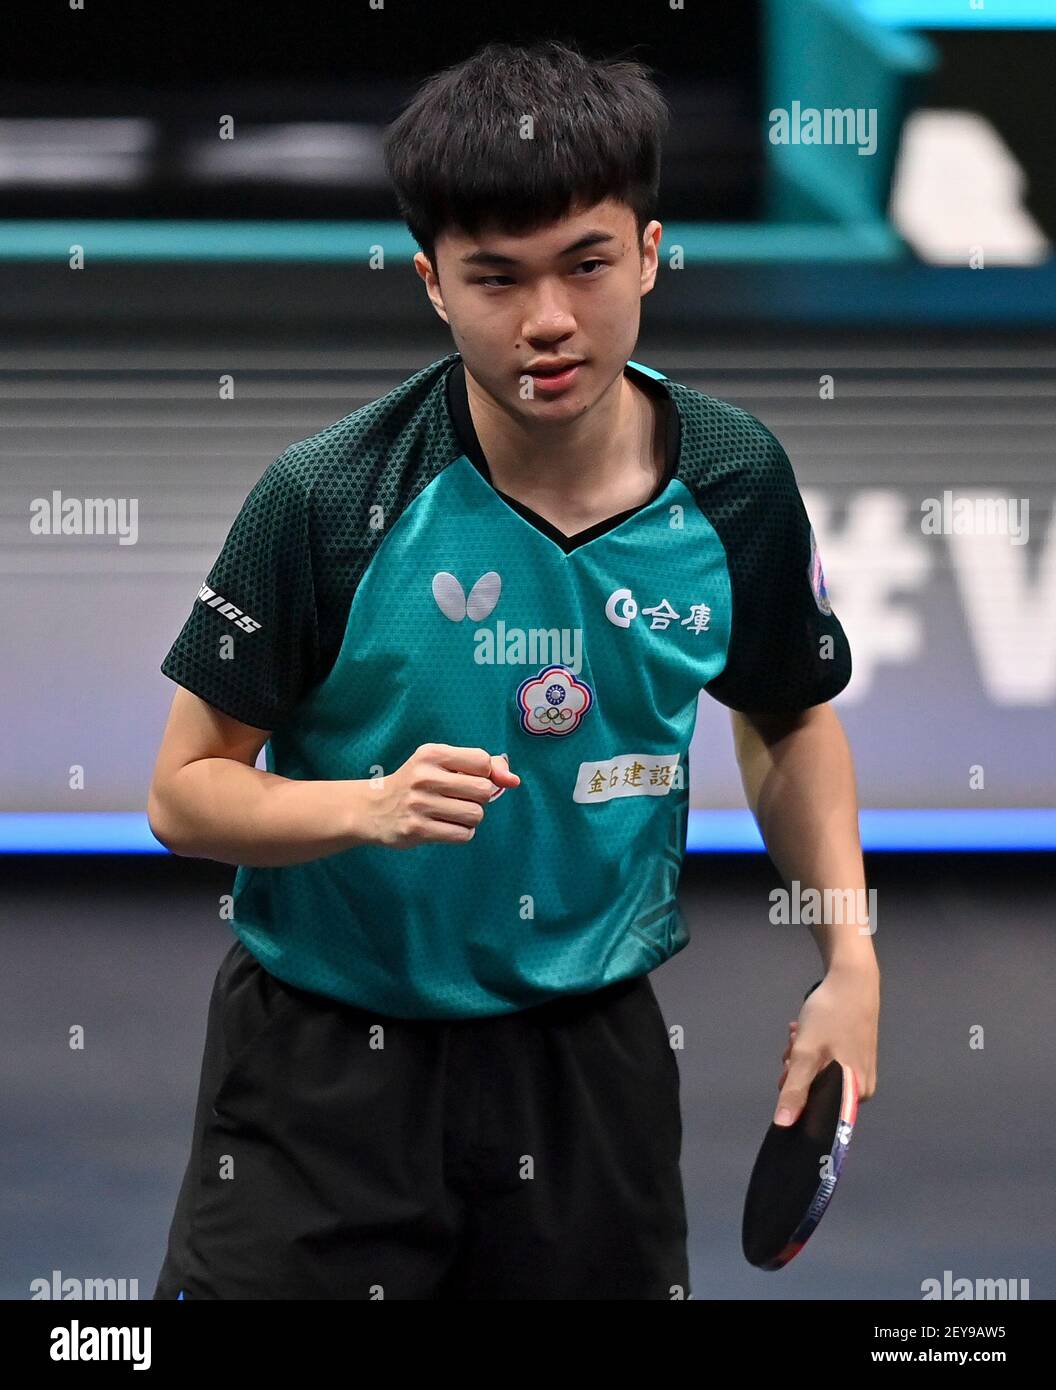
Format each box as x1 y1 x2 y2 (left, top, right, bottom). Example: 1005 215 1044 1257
444 356 681 555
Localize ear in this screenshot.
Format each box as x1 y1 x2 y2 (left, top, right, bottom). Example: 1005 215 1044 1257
414 251 449 323
639 220 662 295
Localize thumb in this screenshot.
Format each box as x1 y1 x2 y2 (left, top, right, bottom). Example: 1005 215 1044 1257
773 1056 816 1126
490 753 520 787
486 755 520 800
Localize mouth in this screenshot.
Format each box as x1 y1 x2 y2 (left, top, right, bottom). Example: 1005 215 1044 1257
526 361 584 393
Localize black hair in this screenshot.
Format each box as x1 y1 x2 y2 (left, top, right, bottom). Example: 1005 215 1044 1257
382 38 670 272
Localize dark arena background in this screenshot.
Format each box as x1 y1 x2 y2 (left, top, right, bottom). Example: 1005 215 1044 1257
2 0 1053 1352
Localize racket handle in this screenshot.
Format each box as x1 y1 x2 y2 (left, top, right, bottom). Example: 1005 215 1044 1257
803 978 824 1002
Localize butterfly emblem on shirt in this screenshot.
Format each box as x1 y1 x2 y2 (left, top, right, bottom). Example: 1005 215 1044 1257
431 570 501 622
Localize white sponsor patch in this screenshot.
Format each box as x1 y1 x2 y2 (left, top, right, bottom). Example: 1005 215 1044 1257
196 583 262 633
572 752 682 803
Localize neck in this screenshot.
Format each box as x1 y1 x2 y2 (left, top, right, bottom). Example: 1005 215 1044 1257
463 365 664 519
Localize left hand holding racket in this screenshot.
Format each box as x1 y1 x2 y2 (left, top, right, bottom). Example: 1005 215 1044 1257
741 969 880 1269
775 967 879 1127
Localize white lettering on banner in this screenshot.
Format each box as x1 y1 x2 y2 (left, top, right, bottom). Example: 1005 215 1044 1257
947 509 1056 704
802 489 931 704
804 489 1055 708
572 752 682 803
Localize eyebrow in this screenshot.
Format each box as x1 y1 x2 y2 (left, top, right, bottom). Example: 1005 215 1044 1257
459 230 618 268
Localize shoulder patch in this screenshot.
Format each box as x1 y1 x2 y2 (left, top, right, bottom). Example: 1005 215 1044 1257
808 526 833 615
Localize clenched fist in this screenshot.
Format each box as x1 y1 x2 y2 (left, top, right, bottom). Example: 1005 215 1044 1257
364 743 520 848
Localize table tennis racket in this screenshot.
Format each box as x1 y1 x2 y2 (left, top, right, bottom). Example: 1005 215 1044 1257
741 979 859 1270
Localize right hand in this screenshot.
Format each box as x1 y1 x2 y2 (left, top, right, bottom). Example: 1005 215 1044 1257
364 743 520 849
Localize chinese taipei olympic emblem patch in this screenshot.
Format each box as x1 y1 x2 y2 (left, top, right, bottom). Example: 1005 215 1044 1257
807 527 832 615
516 665 594 736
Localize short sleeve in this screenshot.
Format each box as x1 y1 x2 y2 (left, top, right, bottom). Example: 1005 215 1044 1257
160 451 320 731
703 430 851 713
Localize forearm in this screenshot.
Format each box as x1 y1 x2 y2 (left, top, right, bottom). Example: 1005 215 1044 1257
732 703 878 977
150 758 374 868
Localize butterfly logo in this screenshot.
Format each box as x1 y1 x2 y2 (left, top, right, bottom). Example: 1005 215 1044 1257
432 570 502 622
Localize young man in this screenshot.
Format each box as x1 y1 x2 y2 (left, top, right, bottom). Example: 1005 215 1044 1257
149 39 879 1301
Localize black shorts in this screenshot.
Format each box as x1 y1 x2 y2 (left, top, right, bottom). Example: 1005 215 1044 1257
153 939 690 1300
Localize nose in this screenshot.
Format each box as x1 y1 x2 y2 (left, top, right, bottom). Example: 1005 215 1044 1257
521 280 577 340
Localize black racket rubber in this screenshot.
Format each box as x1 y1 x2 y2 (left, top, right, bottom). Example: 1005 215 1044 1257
741 980 857 1270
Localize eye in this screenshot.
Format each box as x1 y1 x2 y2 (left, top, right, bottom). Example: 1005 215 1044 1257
475 259 608 289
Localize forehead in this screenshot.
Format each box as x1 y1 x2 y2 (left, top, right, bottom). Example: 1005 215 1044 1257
440 197 636 259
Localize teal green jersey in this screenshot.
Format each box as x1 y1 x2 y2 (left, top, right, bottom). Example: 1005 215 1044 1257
160 352 851 1018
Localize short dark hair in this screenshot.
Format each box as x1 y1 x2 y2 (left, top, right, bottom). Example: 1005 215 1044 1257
382 38 670 271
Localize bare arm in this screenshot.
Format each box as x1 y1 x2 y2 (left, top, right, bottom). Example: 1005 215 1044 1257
730 702 877 973
730 702 879 1118
146 687 519 868
146 687 368 867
